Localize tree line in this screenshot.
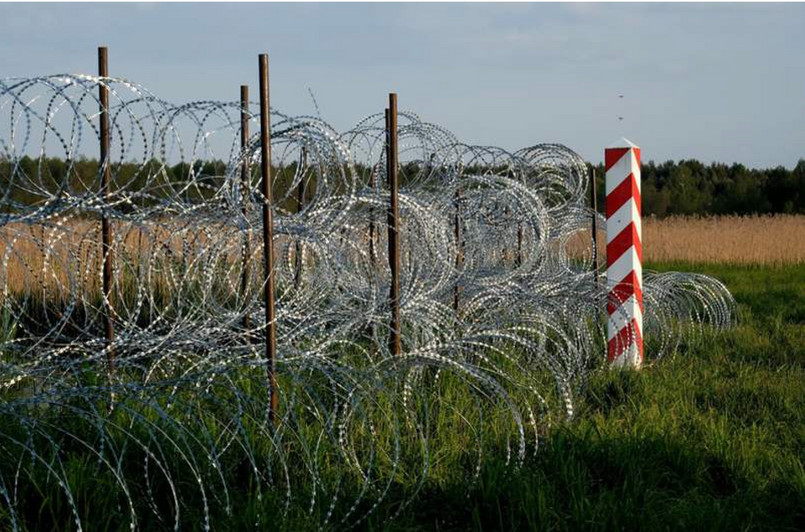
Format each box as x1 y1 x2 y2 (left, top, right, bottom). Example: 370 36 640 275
3 155 805 218
592 159 805 217
0 156 309 215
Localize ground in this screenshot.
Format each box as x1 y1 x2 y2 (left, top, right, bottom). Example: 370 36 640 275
372 262 805 531
2 222 803 531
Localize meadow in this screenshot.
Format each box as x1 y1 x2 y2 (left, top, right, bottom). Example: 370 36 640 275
643 215 805 265
365 261 805 531
192 260 800 531
575 214 805 266
2 216 802 531
5 214 804 298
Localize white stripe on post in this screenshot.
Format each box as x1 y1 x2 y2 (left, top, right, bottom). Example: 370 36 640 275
605 138 643 368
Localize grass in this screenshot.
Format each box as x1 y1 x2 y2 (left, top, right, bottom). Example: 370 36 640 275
1 263 803 531
642 215 805 265
568 215 805 268
361 262 805 531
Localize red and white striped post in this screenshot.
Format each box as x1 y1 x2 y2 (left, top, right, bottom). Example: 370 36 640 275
605 138 643 368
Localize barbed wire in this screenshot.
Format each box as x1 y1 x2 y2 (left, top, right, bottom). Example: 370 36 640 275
0 74 735 530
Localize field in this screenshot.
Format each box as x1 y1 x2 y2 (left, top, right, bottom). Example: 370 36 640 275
4 11 804 530
59 259 794 531
4 214 804 297
1 217 803 531
364 261 805 531
569 215 805 267
643 215 805 265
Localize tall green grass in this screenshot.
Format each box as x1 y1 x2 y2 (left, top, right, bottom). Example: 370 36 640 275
367 263 804 531
204 263 805 531
2 263 803 531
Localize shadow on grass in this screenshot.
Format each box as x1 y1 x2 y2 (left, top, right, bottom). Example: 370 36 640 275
376 425 804 532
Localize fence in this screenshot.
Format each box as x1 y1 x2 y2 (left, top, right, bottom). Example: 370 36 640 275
0 48 736 529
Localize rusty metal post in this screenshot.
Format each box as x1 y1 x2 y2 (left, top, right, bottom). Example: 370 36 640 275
368 164 377 267
453 186 463 313
590 167 600 282
297 146 307 212
239 85 252 330
98 46 115 378
258 54 279 423
386 97 401 356
294 146 306 289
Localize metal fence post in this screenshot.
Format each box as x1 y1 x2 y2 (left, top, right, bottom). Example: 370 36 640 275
294 146 306 289
240 85 252 331
259 54 279 422
98 46 115 378
386 96 401 356
591 167 600 281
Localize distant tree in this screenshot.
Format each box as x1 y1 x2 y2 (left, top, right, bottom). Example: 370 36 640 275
667 163 701 215
792 160 805 214
3 155 805 218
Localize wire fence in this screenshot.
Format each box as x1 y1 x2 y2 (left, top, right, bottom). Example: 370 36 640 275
0 73 736 530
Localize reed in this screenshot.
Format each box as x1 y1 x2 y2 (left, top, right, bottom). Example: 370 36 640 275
643 214 805 265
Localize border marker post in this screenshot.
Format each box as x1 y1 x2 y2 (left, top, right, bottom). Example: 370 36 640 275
605 138 643 368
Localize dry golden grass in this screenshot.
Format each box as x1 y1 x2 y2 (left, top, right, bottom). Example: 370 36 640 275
0 217 245 301
3 214 802 304
560 214 805 266
642 214 805 265
0 216 305 310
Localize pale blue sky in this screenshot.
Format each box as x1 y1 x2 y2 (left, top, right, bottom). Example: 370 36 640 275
1 2 804 168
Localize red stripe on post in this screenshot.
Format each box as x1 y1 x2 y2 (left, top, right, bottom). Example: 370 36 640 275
607 318 643 362
604 147 630 172
606 222 642 266
605 173 641 218
607 270 644 315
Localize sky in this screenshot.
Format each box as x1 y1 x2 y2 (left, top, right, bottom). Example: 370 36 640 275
1 2 804 168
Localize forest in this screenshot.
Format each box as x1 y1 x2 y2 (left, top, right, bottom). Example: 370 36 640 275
3 155 805 218
593 158 805 217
